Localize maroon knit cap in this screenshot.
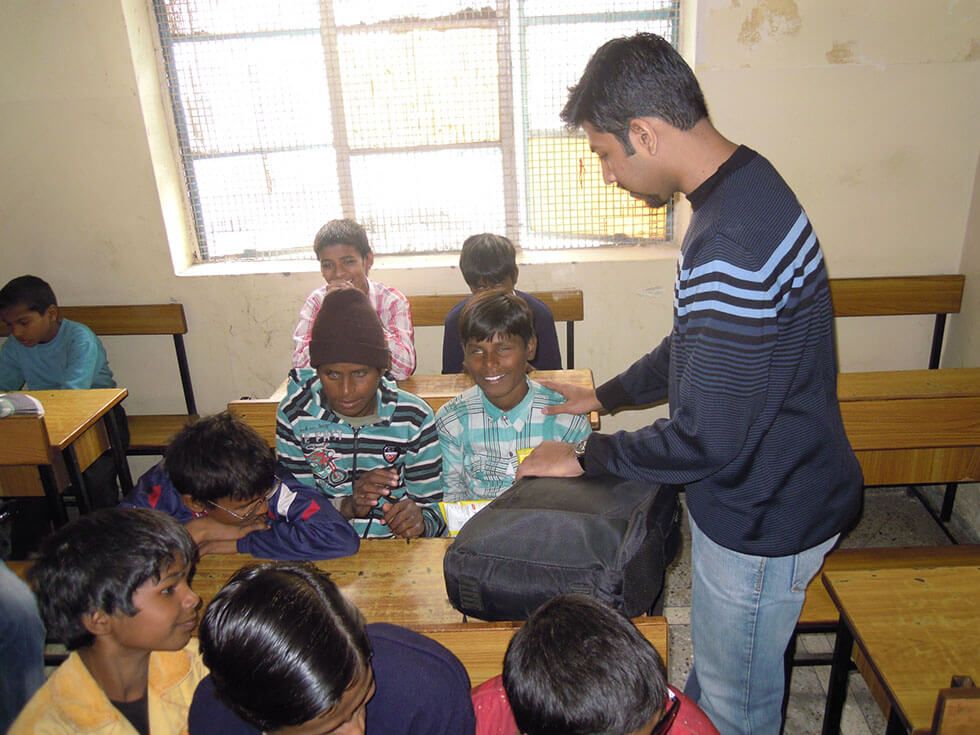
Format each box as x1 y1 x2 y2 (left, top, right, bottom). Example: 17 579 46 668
309 288 389 370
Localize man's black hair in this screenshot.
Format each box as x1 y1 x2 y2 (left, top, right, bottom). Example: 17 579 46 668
561 32 708 154
163 412 275 503
29 508 197 651
199 561 372 732
459 289 535 348
503 594 668 735
459 233 519 290
313 218 372 259
0 275 58 313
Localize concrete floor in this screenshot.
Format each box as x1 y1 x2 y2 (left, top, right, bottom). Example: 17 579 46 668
662 486 977 735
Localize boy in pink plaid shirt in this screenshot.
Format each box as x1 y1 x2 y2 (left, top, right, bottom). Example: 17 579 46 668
292 219 416 379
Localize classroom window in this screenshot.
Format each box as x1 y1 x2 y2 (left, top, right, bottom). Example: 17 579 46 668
152 0 680 261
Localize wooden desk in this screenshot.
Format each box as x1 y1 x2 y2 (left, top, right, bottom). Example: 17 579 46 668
0 389 131 523
821 566 980 734
193 538 463 626
836 368 980 487
10 540 669 687
232 369 601 447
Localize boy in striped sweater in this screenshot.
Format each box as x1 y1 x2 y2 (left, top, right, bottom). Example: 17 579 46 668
278 288 445 539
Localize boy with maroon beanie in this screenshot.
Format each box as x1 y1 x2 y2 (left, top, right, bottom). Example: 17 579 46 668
277 289 445 538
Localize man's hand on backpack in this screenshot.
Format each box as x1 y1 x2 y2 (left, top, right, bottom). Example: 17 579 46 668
515 441 583 480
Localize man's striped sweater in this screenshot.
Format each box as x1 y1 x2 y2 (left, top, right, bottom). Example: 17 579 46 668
277 369 445 538
587 146 862 556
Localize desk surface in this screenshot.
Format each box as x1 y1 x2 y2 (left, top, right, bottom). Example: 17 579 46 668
823 566 980 732
193 538 462 626
18 389 128 449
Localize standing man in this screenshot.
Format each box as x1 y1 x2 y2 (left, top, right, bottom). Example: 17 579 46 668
517 33 862 734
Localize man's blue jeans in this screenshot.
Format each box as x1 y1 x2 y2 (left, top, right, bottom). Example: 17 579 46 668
684 513 838 735
0 560 45 733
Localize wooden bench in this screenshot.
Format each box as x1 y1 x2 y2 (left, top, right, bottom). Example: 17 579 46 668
57 305 198 455
415 616 668 686
831 273 968 534
829 275 965 369
925 679 980 735
837 368 980 488
408 289 584 368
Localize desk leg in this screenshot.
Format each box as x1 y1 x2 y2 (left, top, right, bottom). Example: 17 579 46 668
821 618 853 735
63 447 92 515
38 465 68 528
104 410 133 494
885 708 907 735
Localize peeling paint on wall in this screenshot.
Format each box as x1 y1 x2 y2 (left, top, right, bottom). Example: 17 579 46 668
738 0 802 47
826 41 856 65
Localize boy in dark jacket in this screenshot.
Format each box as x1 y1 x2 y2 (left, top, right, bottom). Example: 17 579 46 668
122 412 359 560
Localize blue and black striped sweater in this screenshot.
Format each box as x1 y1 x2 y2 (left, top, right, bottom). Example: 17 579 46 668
590 147 862 556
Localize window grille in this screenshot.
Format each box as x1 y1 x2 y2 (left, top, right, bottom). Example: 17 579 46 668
152 0 680 261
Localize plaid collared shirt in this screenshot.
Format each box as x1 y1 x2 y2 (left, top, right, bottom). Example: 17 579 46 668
435 379 591 502
291 279 417 380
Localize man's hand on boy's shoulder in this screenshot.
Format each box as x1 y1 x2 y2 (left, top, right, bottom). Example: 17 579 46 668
348 467 400 519
186 515 268 555
383 498 425 539
539 381 601 416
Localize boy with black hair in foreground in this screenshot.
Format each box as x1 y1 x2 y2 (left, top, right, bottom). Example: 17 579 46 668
442 233 561 374
11 508 207 735
188 561 475 735
472 594 718 735
121 411 359 560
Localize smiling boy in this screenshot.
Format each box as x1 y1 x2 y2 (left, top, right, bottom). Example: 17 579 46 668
291 219 416 379
11 508 207 735
278 288 445 539
435 290 591 502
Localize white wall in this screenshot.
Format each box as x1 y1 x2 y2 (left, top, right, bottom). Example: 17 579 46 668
1 0 977 445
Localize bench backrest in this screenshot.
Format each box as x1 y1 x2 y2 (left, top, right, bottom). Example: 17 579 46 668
828 275 965 369
414 616 668 686
57 304 197 415
408 289 584 368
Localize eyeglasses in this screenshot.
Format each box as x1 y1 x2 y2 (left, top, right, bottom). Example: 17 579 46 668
207 481 280 522
649 692 681 735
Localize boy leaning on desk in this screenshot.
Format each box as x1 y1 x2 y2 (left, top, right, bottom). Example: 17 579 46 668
0 275 128 511
277 288 446 540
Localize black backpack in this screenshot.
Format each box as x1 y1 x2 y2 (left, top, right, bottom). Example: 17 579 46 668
443 475 680 620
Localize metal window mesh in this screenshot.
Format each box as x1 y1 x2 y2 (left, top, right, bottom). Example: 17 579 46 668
153 0 680 260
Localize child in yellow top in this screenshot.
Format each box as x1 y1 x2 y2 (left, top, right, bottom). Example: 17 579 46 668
10 508 207 735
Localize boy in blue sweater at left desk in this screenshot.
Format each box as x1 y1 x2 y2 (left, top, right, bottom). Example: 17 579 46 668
0 274 127 514
121 411 359 560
